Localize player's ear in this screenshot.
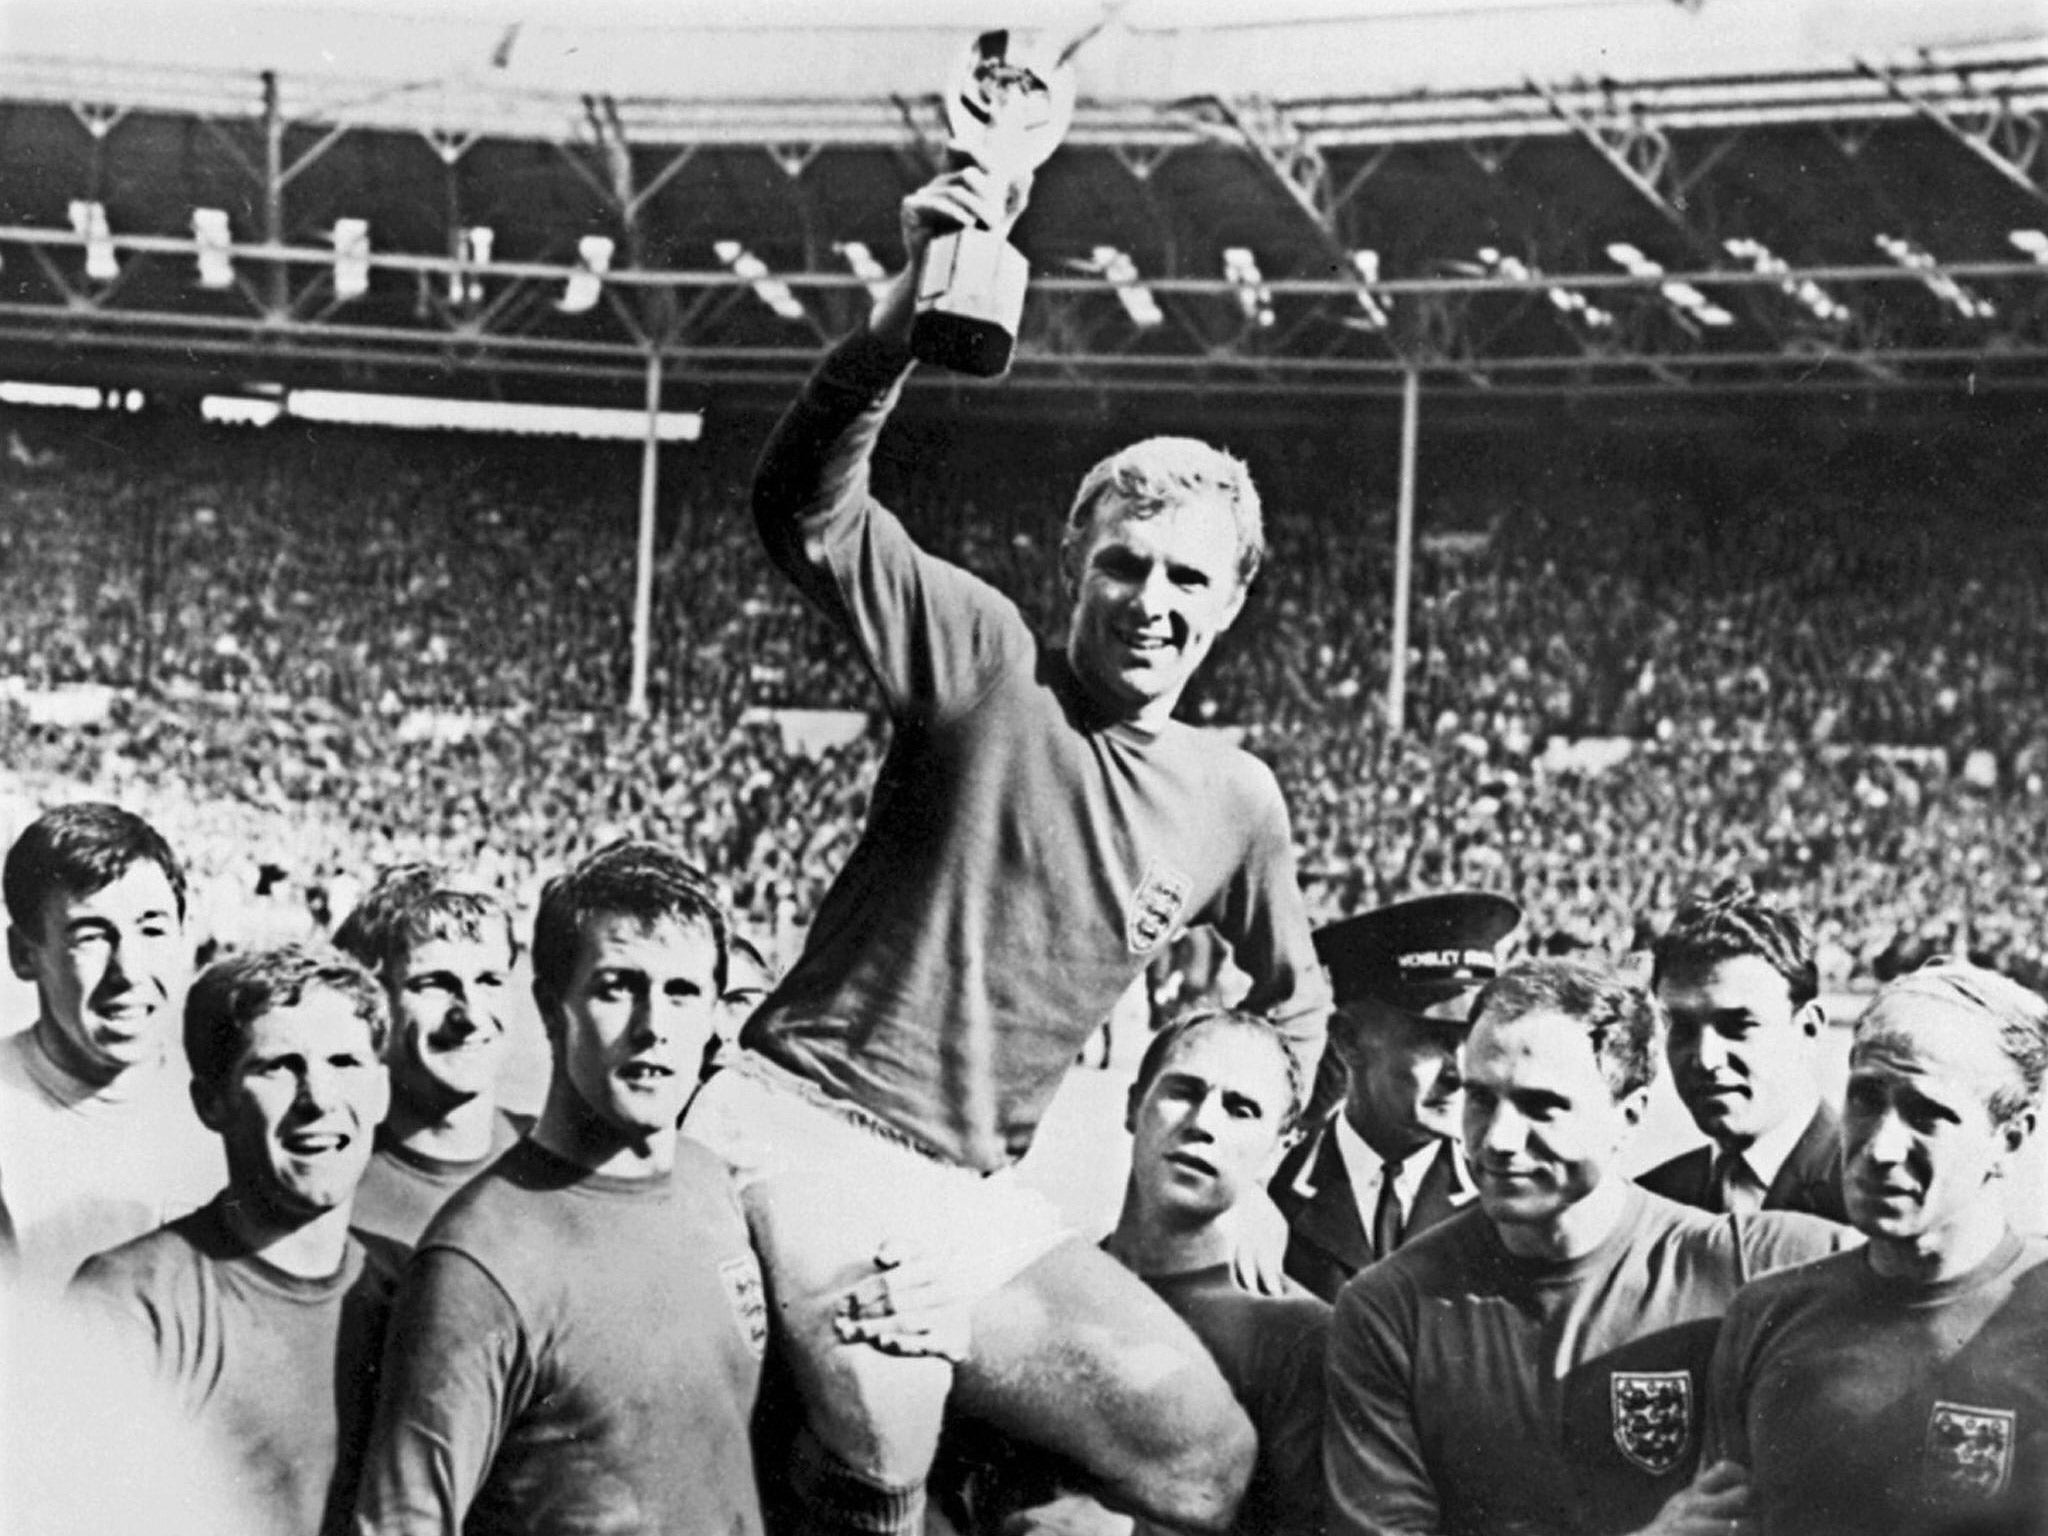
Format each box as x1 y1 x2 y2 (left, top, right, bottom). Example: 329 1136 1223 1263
1795 1000 1825 1040
6 924 37 983
1616 1084 1651 1132
1218 575 1250 631
2000 1104 2037 1161
531 986 567 1055
190 1076 228 1134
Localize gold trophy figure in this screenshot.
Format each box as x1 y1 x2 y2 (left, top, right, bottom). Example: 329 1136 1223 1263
911 30 1077 378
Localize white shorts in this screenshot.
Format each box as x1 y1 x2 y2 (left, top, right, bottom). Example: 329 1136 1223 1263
684 1052 1072 1306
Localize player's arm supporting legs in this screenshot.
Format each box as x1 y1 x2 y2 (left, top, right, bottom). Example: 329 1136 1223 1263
952 1236 1256 1536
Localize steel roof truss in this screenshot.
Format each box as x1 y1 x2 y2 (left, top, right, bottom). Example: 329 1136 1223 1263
1861 60 2048 209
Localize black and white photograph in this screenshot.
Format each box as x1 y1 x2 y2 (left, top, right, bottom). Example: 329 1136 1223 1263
3 3 2047 1533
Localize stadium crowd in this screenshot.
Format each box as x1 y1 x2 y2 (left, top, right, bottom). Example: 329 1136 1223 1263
2 389 2045 989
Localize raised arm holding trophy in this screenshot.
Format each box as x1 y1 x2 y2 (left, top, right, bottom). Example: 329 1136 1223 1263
684 22 1330 1535
909 29 1075 377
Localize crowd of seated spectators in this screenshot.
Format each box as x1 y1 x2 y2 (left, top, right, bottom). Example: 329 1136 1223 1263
1 396 2043 989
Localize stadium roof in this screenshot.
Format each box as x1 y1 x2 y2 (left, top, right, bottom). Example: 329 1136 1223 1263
2 0 2046 410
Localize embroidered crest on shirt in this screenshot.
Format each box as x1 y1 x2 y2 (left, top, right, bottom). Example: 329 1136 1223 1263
1925 1401 2015 1498
719 1254 770 1359
1126 861 1193 954
1611 1371 1693 1475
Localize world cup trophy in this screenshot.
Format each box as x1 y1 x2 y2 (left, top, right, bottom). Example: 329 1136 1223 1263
911 29 1077 378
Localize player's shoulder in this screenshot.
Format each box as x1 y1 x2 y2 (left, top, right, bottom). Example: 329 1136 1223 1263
1156 722 1289 813
413 1138 543 1258
0 1029 51 1118
0 1026 34 1081
70 1204 211 1299
1636 1144 1711 1203
1642 1190 1851 1279
350 1227 411 1296
1338 1204 1494 1314
671 1131 738 1189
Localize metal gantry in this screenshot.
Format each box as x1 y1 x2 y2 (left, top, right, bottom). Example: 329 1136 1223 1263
0 47 2044 403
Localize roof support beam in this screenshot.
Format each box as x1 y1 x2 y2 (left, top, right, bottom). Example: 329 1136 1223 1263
1859 59 2048 209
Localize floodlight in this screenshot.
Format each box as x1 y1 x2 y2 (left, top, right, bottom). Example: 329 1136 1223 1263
559 235 614 315
192 209 234 290
1089 246 1163 328
1876 234 1994 321
451 226 493 304
835 241 892 302
0 381 102 409
1223 247 1273 328
715 240 806 322
2011 230 2048 265
333 219 371 302
67 201 118 282
1349 250 1390 330
1607 242 1732 328
1725 237 1850 326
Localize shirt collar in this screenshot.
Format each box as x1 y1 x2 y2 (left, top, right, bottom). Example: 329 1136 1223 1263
1728 1093 1819 1191
1333 1112 1444 1220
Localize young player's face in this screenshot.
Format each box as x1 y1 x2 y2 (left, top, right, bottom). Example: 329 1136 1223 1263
200 989 389 1227
8 861 188 1085
1127 1021 1294 1224
385 930 514 1114
1842 1001 2030 1252
1463 1009 1640 1231
1063 491 1248 725
1338 995 1473 1158
1659 954 1820 1152
551 912 719 1143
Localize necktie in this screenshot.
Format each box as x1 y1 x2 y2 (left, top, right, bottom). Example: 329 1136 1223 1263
1714 1150 1765 1217
1372 1158 1406 1259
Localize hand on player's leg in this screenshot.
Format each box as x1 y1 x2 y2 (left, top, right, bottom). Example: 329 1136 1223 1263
835 1237 977 1363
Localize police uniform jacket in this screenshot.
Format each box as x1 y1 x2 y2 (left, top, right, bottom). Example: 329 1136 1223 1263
1269 1112 1476 1304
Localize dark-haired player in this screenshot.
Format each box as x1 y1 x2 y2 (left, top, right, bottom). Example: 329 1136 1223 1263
1325 958 1848 1536
332 863 527 1250
1641 878 1845 1222
1708 962 2048 1535
354 841 766 1536
73 942 399 1536
1 802 222 1288
684 159 1327 1534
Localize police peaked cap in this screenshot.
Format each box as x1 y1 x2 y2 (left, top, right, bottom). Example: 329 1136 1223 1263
1314 891 1523 1013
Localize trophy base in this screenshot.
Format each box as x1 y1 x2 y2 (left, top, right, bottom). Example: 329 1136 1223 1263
911 227 1029 378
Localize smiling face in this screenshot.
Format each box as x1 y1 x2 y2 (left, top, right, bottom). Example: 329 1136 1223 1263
196 987 390 1228
547 911 720 1147
1658 954 1821 1152
1842 998 2032 1259
9 861 189 1088
383 930 514 1116
1463 1008 1644 1236
1063 491 1248 729
1126 1019 1295 1228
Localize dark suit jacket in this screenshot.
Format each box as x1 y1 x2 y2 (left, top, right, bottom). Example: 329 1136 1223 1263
1636 1100 1848 1223
1268 1116 1476 1304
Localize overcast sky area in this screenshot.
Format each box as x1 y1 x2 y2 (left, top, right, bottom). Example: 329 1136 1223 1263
4 0 2041 102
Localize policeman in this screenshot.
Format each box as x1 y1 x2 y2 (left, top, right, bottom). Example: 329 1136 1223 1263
1270 891 1520 1301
